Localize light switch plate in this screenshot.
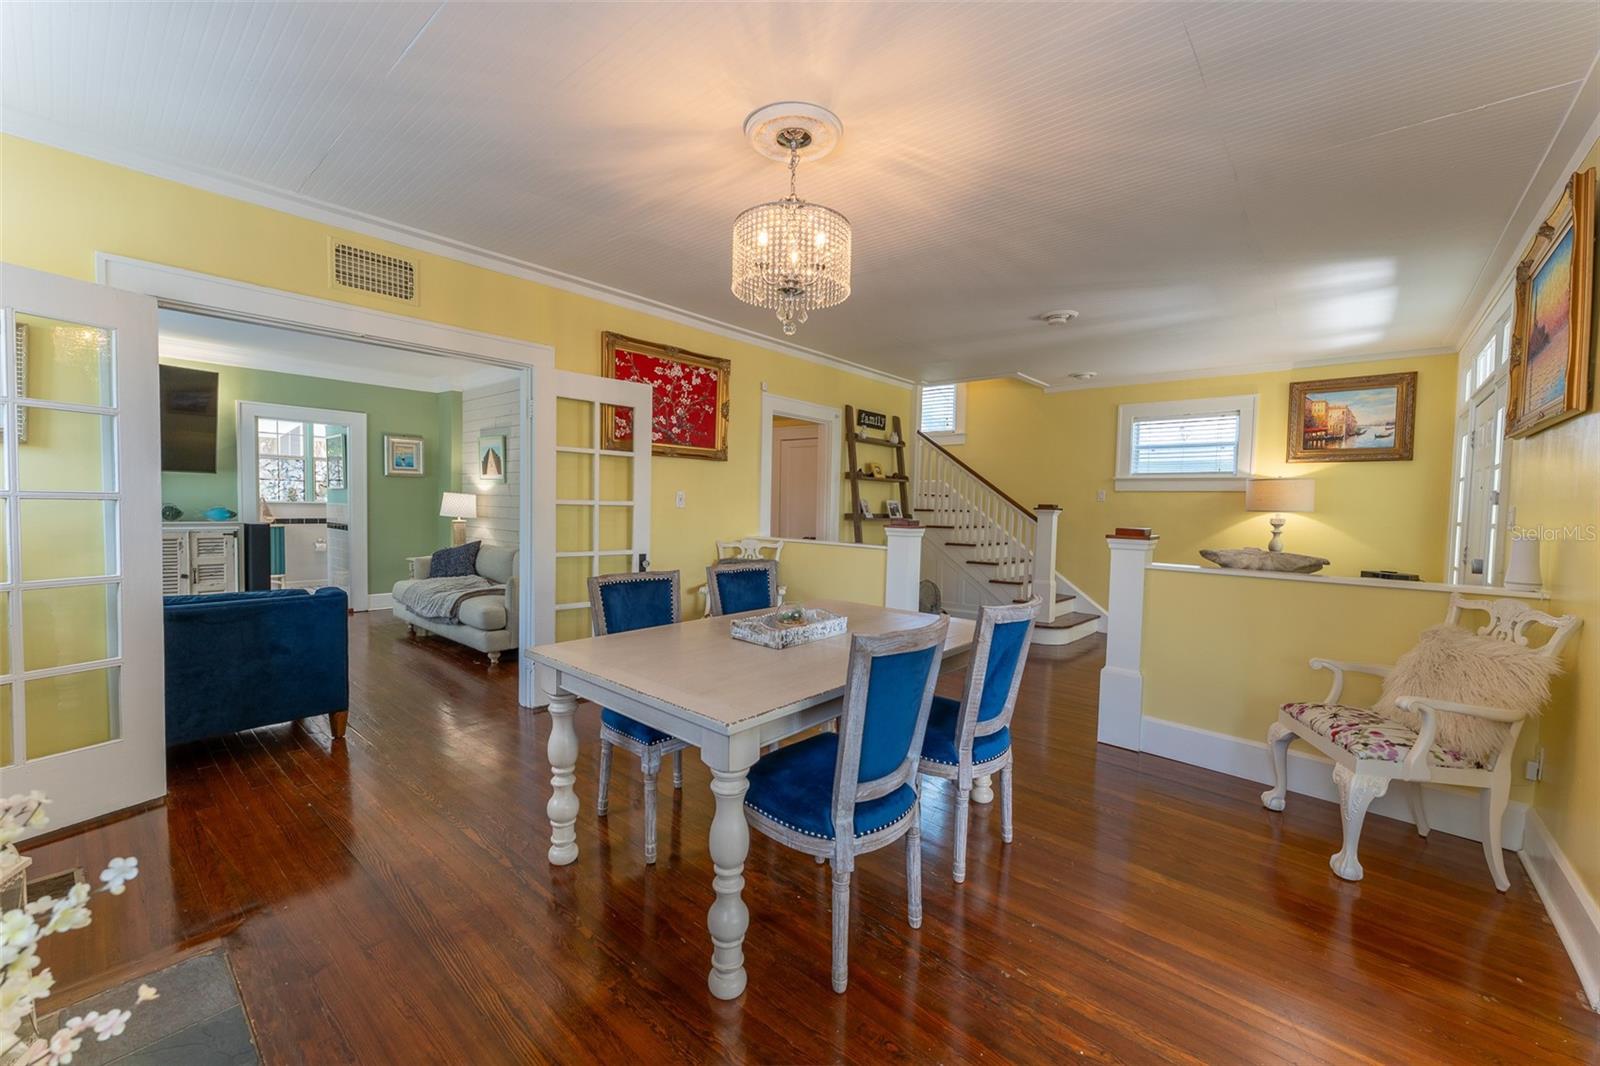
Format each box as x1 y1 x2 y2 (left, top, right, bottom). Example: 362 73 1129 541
675 491 686 509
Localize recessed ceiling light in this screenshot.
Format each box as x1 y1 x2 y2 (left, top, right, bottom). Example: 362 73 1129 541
1039 309 1079 326
1068 371 1097 380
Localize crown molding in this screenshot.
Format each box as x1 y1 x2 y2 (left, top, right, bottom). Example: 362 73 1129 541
1038 345 1457 393
1 118 913 390
1449 56 1600 350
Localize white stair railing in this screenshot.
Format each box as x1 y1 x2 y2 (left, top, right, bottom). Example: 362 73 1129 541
914 434 1060 623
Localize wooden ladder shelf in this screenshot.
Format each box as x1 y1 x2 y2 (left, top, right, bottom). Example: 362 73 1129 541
843 406 912 544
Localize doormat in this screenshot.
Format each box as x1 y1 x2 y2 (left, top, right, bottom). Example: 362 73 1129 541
51 951 258 1066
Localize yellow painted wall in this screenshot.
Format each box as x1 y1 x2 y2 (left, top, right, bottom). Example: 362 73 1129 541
1142 569 1541 805
947 352 1458 606
771 540 887 607
1515 136 1600 899
0 136 910 617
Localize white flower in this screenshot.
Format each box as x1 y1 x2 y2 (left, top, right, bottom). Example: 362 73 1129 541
135 984 158 1003
40 887 91 937
47 1027 81 1063
98 857 139 896
91 1009 129 1041
0 909 39 966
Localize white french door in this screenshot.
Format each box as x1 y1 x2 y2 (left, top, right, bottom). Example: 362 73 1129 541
0 265 164 832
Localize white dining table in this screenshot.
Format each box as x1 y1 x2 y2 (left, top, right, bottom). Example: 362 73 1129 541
526 599 976 1000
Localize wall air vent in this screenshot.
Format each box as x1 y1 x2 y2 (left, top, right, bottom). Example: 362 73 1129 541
331 241 417 302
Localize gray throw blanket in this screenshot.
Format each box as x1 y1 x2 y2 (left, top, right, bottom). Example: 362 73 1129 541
396 576 504 622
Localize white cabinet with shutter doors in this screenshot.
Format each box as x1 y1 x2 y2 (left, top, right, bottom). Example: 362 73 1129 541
162 523 241 595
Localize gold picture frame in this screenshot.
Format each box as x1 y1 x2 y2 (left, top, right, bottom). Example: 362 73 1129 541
1287 372 1417 462
601 332 731 460
1508 168 1595 438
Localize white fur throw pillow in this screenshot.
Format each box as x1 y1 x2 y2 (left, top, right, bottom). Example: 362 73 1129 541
1372 624 1561 763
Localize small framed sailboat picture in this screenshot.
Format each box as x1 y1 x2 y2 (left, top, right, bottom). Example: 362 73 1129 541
478 434 508 483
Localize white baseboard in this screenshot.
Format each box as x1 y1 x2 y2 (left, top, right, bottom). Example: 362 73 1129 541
1139 715 1526 849
1520 812 1600 1011
365 592 394 611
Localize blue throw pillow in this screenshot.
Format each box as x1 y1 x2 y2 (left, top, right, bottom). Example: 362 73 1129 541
430 541 481 578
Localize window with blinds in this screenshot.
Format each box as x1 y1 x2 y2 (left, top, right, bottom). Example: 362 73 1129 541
1115 394 1255 487
1128 412 1241 475
919 383 962 435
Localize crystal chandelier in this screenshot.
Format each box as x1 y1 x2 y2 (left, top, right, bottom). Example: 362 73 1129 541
731 107 852 336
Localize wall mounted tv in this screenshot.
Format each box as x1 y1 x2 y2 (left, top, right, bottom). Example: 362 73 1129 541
159 364 219 473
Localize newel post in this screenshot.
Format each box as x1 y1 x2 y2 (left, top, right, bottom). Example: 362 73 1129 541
1032 505 1061 622
883 525 925 611
1097 534 1159 750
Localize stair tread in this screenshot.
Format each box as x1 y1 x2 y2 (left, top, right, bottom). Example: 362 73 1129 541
988 578 1026 586
1015 594 1076 604
1037 611 1098 630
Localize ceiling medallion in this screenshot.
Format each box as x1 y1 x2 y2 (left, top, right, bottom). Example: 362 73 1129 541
731 102 852 336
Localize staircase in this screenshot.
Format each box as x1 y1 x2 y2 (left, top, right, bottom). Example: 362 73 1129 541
914 433 1104 646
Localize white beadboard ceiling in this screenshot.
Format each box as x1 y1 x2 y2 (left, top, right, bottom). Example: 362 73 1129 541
4 2 1598 386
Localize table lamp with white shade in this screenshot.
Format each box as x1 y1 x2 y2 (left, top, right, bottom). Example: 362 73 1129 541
440 491 478 547
1245 477 1315 552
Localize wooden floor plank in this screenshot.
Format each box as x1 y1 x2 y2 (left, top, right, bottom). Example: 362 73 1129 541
21 613 1600 1064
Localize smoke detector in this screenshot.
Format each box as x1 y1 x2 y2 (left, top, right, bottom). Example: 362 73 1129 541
1039 309 1080 326
1068 371 1097 381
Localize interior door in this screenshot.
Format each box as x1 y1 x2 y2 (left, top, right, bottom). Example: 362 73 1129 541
773 424 821 539
1462 386 1508 585
0 264 164 833
534 370 652 699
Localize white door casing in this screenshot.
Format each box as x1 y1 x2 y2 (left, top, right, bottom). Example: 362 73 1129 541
97 255 552 707
758 393 842 541
0 264 165 833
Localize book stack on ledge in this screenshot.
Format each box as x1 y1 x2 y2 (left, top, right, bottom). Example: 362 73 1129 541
1107 527 1155 540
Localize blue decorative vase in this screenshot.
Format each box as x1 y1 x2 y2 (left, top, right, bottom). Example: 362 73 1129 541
202 506 238 522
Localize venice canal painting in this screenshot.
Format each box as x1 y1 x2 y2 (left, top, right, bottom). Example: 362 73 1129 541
1525 225 1574 411
1300 384 1402 450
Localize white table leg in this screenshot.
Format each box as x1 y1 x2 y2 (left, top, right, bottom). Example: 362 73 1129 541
547 690 580 866
972 773 995 805
707 766 751 999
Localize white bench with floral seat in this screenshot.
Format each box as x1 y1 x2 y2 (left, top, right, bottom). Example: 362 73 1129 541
1262 594 1580 891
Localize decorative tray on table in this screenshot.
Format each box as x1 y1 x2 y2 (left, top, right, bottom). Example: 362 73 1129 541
729 606 847 650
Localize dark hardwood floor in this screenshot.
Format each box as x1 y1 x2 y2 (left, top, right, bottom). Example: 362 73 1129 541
24 612 1600 1064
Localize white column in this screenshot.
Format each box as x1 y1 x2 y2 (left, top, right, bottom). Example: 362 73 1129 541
883 525 925 610
1097 535 1159 750
1032 505 1061 622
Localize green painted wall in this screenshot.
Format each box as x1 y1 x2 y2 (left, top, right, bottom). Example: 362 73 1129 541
159 359 463 590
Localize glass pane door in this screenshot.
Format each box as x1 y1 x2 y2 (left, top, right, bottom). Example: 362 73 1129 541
0 266 164 833
554 396 646 641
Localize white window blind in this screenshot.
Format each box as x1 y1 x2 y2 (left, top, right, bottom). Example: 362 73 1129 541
920 384 958 434
1129 412 1241 475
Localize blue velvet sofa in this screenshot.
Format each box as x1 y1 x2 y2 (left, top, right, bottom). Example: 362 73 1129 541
163 588 349 746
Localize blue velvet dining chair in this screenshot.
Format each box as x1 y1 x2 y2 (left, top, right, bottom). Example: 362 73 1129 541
743 616 949 993
588 570 691 864
919 599 1037 882
704 559 780 616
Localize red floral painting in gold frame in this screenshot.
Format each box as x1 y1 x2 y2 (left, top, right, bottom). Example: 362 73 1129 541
601 332 730 460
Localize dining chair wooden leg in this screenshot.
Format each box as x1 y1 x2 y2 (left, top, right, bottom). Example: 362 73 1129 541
1000 765 1014 844
907 803 923 929
831 863 852 993
642 751 661 864
953 785 972 883
597 740 613 816
672 749 684 790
